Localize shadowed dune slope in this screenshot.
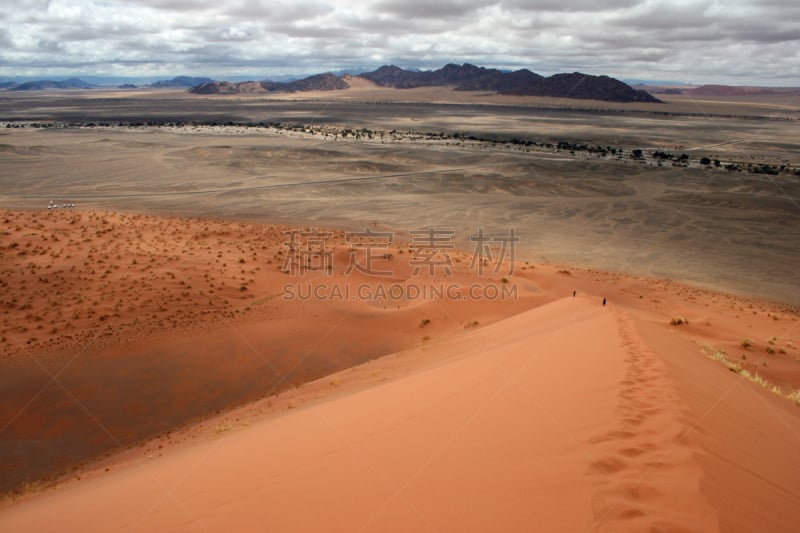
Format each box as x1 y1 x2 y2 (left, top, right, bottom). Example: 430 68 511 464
2 296 798 532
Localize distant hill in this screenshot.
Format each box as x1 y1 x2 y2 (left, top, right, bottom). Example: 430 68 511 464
262 73 349 92
9 78 95 91
687 84 799 97
360 64 659 103
150 76 215 88
118 84 138 89
362 63 509 89
191 73 348 95
190 81 267 95
191 63 659 103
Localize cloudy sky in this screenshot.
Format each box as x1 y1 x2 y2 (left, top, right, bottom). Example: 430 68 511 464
1 0 798 85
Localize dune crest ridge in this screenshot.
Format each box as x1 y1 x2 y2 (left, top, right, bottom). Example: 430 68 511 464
6 295 798 531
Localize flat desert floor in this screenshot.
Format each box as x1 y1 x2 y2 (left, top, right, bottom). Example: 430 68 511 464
1 89 798 302
1 88 799 531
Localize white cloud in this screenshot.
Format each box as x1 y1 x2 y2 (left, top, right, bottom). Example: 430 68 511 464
0 0 797 84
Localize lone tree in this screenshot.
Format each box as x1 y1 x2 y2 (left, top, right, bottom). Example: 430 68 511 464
700 157 712 165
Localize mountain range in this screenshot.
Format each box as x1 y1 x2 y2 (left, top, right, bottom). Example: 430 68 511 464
634 83 800 97
191 73 349 95
149 76 215 88
684 84 799 97
191 63 661 103
8 78 96 91
2 76 214 91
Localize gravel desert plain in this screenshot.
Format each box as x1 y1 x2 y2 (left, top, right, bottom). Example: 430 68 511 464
1 84 799 532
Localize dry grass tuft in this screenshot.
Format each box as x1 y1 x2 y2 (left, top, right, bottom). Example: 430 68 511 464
2 480 46 503
702 345 800 406
213 421 233 436
788 389 800 406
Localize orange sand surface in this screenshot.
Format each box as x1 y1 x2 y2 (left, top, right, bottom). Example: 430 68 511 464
1 209 799 532
0 208 542 494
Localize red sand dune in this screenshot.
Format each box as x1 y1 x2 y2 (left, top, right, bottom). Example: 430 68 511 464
1 299 799 531
0 209 540 496
1 210 799 531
